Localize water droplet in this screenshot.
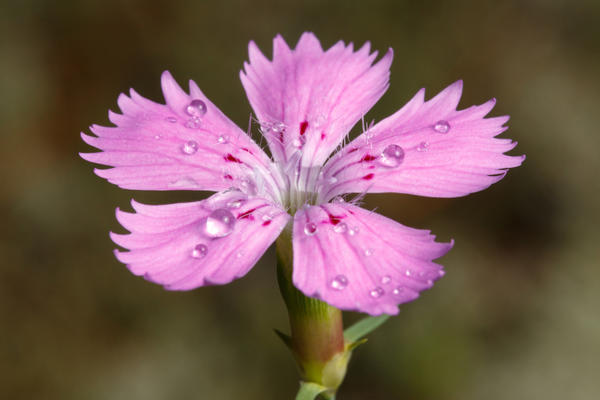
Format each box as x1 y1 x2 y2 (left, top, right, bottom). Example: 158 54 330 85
381 275 391 284
154 134 162 140
236 251 243 258
332 196 345 203
165 116 177 123
364 248 373 256
348 226 360 236
330 275 348 291
169 176 199 188
333 222 347 234
204 208 236 238
370 287 384 298
191 243 208 258
433 120 450 133
417 141 429 152
227 199 243 209
186 99 207 118
217 135 229 144
181 140 199 155
426 279 433 286
185 117 201 129
405 269 412 277
304 222 318 236
272 122 286 133
328 176 338 184
313 114 326 128
438 270 445 277
379 144 405 168
292 137 305 149
392 287 403 296
261 214 272 222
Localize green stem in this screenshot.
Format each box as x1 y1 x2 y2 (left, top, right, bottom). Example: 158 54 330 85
276 231 348 393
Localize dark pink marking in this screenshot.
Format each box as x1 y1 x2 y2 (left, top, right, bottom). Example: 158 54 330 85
237 207 258 220
262 220 272 226
360 154 377 162
327 213 345 225
321 132 326 140
241 147 253 154
224 154 243 163
299 121 308 135
362 173 375 180
224 174 234 180
348 147 359 154
279 132 284 143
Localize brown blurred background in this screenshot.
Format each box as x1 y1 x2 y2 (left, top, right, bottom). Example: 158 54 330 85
1 0 599 399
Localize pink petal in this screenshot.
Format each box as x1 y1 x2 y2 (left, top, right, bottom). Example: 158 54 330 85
112 190 290 289
240 32 393 167
321 82 525 200
292 203 452 315
81 71 276 197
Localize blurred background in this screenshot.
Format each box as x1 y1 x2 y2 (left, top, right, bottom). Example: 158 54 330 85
1 0 599 399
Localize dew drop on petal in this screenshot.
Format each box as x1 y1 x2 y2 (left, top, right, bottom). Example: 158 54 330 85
181 140 199 155
227 199 243 209
405 269 412 277
154 134 162 140
332 196 345 203
379 144 405 168
165 116 177 123
236 251 243 258
272 122 286 133
185 117 202 129
292 137 305 149
304 222 318 236
392 287 403 296
433 120 450 133
381 275 391 284
217 135 229 144
348 226 360 236
191 243 208 258
370 287 384 298
330 275 348 291
417 141 429 152
333 222 347 234
204 208 236 238
186 99 207 118
364 248 373 256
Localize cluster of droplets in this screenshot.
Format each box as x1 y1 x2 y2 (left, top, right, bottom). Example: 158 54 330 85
185 99 207 129
188 199 246 260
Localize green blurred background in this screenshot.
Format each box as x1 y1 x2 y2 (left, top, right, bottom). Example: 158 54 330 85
1 0 599 399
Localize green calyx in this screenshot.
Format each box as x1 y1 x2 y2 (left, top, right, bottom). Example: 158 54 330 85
275 227 391 399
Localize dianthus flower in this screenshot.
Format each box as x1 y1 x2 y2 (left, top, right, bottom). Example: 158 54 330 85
81 32 523 396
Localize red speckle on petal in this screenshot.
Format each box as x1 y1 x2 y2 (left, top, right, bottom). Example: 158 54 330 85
327 213 345 225
300 121 308 135
360 154 377 162
262 220 272 226
321 132 326 140
237 207 258 220
362 173 375 180
241 147 253 154
348 148 358 154
224 154 243 163
224 174 234 180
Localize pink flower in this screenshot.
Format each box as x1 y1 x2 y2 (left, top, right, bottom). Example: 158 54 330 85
81 33 524 316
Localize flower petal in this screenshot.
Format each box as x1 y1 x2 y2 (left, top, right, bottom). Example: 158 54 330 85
112 190 290 289
292 203 452 315
81 71 282 201
320 82 525 201
240 32 393 167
